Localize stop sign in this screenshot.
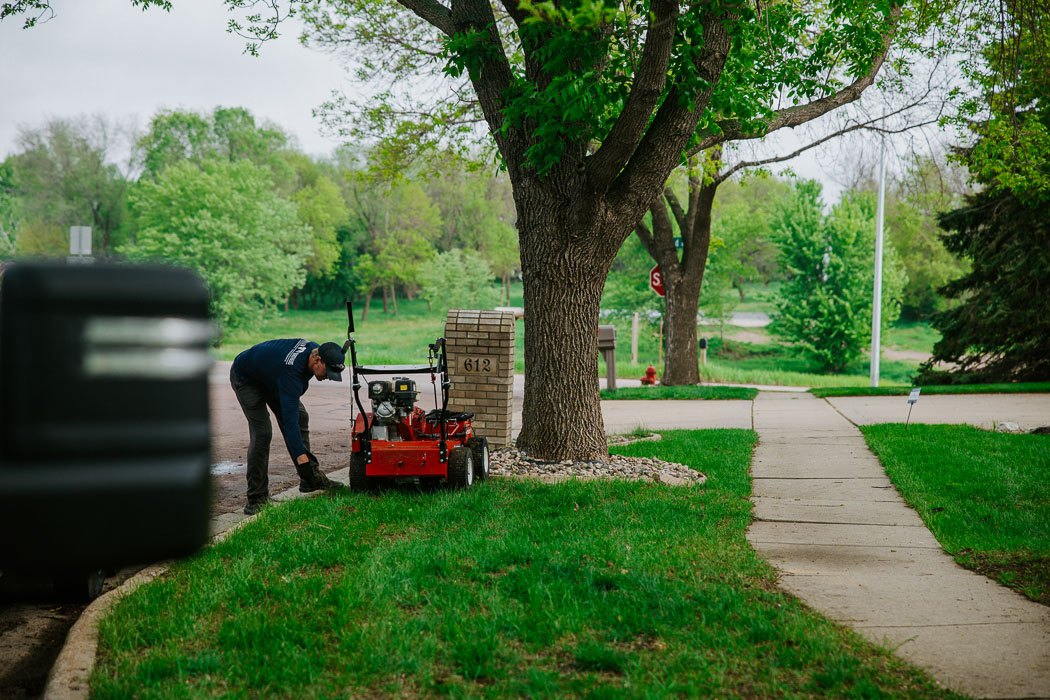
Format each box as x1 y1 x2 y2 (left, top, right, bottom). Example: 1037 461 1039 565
649 265 665 297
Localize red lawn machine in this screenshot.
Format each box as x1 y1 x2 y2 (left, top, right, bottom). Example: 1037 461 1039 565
340 302 489 490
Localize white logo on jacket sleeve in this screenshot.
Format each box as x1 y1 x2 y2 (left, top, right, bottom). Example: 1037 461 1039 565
284 339 308 365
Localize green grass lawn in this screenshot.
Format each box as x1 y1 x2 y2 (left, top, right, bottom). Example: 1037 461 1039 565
216 296 932 389
694 338 915 388
883 320 941 354
93 430 955 698
600 385 758 400
862 424 1050 605
812 382 1050 398
715 281 781 313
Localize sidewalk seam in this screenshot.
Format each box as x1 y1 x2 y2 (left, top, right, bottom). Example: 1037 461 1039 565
822 396 860 427
753 518 928 528
861 621 1048 629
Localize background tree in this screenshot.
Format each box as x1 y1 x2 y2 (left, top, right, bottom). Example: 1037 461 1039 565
4 116 131 256
138 106 358 307
346 171 441 318
883 155 969 317
771 181 906 373
422 152 520 300
0 161 18 258
3 0 948 461
121 158 312 328
917 190 1049 383
419 248 501 315
137 107 293 185
917 0 1050 383
287 153 348 307
708 174 790 296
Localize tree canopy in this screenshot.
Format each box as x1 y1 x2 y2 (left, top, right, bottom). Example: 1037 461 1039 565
121 158 312 328
3 0 954 460
917 0 1050 383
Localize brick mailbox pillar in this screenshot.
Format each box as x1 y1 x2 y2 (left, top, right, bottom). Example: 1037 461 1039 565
444 309 515 448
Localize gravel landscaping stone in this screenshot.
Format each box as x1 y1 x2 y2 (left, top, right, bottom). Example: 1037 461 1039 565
489 433 705 486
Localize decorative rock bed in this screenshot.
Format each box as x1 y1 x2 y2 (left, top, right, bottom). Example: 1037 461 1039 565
489 433 706 486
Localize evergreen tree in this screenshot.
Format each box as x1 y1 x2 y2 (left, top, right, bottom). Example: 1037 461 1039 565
917 190 1050 383
918 0 1050 383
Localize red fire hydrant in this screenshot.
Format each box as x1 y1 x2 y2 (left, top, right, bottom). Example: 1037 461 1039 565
641 365 658 385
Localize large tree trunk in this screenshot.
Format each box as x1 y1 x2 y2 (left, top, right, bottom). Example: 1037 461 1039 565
516 233 611 461
460 3 734 461
662 271 703 384
513 186 621 461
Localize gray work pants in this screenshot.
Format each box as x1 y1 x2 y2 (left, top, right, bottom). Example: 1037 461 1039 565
230 367 310 503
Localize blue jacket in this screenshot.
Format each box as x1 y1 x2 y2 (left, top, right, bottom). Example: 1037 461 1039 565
232 338 318 459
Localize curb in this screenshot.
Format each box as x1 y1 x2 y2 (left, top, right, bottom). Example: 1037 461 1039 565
41 564 168 700
41 466 351 700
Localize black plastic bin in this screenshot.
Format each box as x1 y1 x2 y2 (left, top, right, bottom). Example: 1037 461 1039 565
0 262 212 573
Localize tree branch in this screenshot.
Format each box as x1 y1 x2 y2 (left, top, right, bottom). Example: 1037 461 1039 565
444 0 518 159
585 0 678 192
691 4 904 154
395 0 454 36
608 7 737 224
497 0 528 27
664 188 687 232
717 112 940 182
650 194 676 257
634 220 656 257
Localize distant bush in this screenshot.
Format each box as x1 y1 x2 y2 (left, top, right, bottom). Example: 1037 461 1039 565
419 248 500 314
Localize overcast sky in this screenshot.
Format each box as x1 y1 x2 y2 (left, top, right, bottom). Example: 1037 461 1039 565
0 0 876 203
0 0 349 159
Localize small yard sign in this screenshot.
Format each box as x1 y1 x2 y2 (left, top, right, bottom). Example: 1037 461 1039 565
906 387 920 427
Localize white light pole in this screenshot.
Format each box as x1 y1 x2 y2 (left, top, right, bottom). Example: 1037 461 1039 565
870 138 887 387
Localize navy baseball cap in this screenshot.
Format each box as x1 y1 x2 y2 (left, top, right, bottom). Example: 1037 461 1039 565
318 342 345 381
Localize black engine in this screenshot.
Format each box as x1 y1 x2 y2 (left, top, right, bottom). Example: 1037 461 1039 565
367 377 419 431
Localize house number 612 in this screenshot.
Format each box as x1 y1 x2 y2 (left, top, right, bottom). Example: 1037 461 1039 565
463 357 492 372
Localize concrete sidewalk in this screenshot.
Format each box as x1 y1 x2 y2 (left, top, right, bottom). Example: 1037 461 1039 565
828 393 1050 432
748 392 1050 698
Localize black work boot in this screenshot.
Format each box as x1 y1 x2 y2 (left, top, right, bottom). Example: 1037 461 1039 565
244 498 269 515
297 462 343 493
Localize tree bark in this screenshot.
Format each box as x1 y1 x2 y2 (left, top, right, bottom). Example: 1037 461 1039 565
362 288 374 322
662 271 704 384
513 188 619 461
635 166 718 385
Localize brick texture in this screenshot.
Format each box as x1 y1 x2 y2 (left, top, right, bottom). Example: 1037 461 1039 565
445 309 514 447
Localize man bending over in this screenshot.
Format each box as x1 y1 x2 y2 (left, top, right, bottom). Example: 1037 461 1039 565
230 338 346 514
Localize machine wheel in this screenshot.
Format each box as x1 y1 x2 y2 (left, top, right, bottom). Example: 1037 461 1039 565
54 569 105 602
447 446 474 489
466 437 490 480
349 452 371 492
